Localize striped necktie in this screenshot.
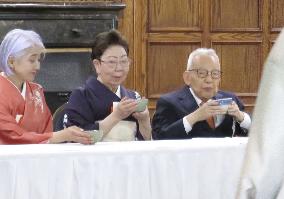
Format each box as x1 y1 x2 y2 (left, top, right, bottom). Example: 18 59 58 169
206 115 215 129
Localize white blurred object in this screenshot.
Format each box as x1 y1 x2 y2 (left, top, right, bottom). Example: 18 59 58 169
236 28 284 199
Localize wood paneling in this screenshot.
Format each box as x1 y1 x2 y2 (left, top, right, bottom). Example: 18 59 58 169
118 0 134 89
211 0 261 31
148 0 202 32
271 0 284 32
213 43 262 93
210 33 262 42
128 0 284 114
147 43 200 98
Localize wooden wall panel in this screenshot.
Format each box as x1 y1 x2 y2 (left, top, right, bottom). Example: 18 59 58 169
214 43 262 93
148 0 202 32
147 43 200 98
211 0 261 31
118 0 134 89
271 0 284 32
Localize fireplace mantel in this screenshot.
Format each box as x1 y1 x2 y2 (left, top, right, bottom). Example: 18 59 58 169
0 3 125 10
0 2 126 114
0 2 126 47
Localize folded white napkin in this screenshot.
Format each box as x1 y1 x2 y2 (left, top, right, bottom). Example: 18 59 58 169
103 120 137 142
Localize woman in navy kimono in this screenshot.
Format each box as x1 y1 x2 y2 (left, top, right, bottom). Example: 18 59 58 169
65 30 151 141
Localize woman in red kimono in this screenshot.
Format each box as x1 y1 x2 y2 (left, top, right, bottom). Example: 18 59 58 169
0 29 93 144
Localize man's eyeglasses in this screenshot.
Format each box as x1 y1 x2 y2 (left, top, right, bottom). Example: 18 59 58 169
99 58 131 70
188 69 222 79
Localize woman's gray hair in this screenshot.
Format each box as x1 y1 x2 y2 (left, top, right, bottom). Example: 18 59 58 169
0 29 45 76
186 48 219 70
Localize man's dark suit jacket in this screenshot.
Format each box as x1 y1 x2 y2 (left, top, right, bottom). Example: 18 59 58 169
152 86 248 139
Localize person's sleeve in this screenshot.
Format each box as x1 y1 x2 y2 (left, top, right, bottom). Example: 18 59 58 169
0 102 52 144
65 89 99 131
152 97 189 140
183 116 193 133
233 95 249 136
239 112 251 129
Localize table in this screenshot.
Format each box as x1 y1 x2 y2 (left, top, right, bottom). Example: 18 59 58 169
0 138 248 199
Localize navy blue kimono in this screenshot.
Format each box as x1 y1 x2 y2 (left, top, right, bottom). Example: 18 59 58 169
65 76 144 140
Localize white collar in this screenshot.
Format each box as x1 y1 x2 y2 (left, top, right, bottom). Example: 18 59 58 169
115 85 121 98
21 82 26 100
189 87 203 106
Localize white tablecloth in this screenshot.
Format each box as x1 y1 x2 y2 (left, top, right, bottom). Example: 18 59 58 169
0 138 248 199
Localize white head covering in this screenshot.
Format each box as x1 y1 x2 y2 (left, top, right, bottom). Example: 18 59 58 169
0 29 45 76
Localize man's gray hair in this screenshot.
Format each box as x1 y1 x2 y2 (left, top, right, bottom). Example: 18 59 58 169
0 29 45 76
186 48 219 70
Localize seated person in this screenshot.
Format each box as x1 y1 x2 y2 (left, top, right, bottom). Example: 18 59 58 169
0 29 93 144
65 30 151 141
152 48 251 139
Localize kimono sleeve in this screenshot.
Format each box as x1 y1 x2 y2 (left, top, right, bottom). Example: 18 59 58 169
0 101 52 144
65 88 99 130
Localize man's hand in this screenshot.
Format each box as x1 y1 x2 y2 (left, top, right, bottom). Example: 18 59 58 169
186 100 227 125
227 101 244 122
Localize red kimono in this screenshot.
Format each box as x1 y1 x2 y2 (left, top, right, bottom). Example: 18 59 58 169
0 75 52 144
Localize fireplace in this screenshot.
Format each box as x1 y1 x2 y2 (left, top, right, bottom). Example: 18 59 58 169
0 3 125 113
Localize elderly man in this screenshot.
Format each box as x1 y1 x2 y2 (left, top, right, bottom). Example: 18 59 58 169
152 48 251 139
